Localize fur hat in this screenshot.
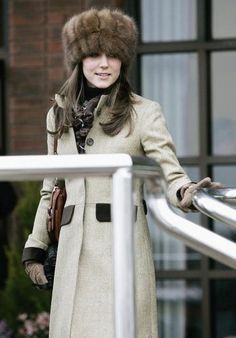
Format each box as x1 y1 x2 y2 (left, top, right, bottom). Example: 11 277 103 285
62 8 138 74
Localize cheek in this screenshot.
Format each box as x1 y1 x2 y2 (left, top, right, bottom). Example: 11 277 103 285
83 59 96 73
112 61 122 77
115 60 122 70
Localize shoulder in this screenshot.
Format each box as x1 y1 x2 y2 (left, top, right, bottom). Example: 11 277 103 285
46 93 65 129
46 106 55 122
132 93 163 123
46 105 56 132
132 93 162 112
55 93 65 108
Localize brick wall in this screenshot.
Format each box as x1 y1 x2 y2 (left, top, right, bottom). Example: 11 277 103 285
7 0 123 154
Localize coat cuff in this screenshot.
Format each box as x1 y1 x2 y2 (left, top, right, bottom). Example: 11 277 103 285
22 247 46 264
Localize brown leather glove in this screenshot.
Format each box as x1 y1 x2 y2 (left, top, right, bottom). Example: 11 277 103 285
178 177 223 210
25 261 48 285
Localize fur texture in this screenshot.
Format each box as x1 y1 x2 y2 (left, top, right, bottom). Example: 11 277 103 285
62 8 138 74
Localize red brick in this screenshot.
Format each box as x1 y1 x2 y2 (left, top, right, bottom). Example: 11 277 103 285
47 25 62 40
7 0 116 155
47 12 65 25
47 54 63 68
10 0 45 26
9 26 45 44
9 67 45 97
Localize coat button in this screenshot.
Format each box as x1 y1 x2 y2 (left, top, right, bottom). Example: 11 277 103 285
86 137 94 146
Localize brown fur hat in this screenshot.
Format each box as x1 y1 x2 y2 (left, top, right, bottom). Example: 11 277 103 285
62 8 138 74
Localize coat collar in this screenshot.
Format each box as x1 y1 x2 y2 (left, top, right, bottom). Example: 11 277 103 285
54 93 108 117
54 94 109 155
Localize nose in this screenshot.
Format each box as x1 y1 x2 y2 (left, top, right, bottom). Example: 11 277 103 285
100 54 109 68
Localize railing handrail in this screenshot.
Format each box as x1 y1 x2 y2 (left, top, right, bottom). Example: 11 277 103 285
146 193 236 269
0 154 161 181
192 188 236 230
1 154 236 338
0 153 236 269
0 153 161 338
206 187 236 204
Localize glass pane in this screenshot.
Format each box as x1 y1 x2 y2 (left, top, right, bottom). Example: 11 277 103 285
211 166 236 269
141 53 199 157
213 165 236 188
211 280 236 338
0 62 3 153
140 0 197 42
212 0 236 38
157 280 202 338
0 0 3 47
148 167 201 270
211 52 236 155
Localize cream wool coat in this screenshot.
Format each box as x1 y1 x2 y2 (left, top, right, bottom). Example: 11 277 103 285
24 93 191 338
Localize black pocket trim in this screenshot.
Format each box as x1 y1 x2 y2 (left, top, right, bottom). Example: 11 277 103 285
96 204 111 222
61 205 75 226
143 199 147 215
96 204 138 222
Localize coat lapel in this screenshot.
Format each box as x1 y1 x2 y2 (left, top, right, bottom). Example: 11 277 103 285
58 127 78 155
54 93 109 156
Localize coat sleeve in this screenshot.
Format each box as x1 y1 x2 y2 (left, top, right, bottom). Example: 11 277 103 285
22 107 56 264
139 100 191 206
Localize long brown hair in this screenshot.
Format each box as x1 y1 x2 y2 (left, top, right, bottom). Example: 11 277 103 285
51 63 136 136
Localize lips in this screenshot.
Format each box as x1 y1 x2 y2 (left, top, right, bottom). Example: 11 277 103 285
96 73 110 77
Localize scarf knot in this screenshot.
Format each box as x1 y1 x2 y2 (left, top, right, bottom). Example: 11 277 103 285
72 96 100 153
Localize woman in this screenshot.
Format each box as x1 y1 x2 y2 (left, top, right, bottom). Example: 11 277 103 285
22 8 221 338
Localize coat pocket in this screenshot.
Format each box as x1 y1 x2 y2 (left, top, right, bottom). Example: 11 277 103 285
61 205 75 226
96 203 139 222
96 204 111 222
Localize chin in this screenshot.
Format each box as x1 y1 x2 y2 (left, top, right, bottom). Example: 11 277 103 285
95 82 112 89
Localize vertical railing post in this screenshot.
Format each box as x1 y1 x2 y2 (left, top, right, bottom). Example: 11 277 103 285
112 168 136 338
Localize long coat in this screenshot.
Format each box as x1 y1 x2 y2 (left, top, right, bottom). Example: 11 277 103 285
23 93 191 338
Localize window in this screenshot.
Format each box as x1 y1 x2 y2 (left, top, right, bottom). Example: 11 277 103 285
140 0 197 42
0 61 4 154
141 53 199 157
133 0 236 337
0 0 4 47
0 0 6 155
157 280 202 338
211 52 236 155
212 0 236 39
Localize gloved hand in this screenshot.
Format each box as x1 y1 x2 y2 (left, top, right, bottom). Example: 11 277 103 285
25 261 48 285
179 177 223 210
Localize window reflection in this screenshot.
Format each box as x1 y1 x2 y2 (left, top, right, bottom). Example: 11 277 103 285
211 52 236 155
213 165 236 189
211 280 236 338
157 280 202 338
0 0 3 47
212 0 236 39
211 166 236 269
141 53 199 157
211 217 236 270
140 0 197 42
0 62 3 153
213 165 236 240
148 167 201 271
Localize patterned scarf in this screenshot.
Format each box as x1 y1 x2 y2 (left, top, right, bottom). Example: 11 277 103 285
72 96 100 153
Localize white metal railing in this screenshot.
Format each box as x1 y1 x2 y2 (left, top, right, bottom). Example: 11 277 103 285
0 154 159 338
1 154 236 338
207 187 236 204
192 188 236 230
146 187 236 270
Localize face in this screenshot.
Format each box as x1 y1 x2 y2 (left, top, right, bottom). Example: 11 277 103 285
82 53 122 89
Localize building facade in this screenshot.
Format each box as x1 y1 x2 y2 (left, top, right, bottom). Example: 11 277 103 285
1 0 236 337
